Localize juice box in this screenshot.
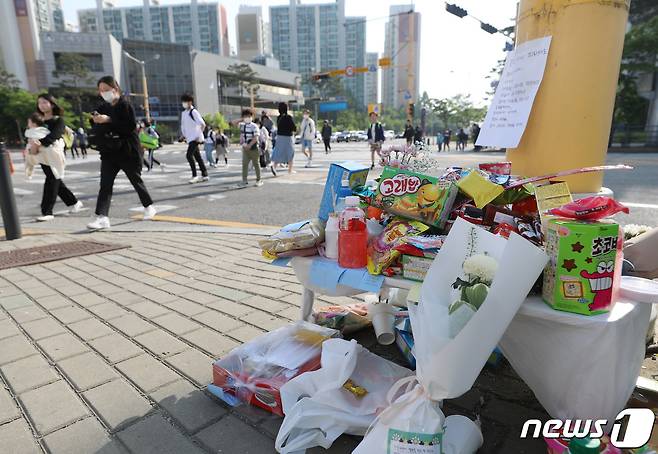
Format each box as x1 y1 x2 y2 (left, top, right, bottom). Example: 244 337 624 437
542 219 620 315
318 162 370 222
401 254 435 282
374 167 458 228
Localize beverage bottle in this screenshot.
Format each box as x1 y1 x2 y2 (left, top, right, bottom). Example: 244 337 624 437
335 179 352 214
325 213 339 260
567 437 600 454
338 196 368 268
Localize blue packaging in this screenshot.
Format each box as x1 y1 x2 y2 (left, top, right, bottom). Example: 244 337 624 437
318 162 370 222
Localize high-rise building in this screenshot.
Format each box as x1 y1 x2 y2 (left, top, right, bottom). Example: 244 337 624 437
78 1 230 56
0 0 64 90
236 6 267 61
270 0 368 108
365 52 379 106
382 5 421 110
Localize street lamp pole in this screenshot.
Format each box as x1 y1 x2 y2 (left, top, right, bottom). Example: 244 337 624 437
123 51 159 123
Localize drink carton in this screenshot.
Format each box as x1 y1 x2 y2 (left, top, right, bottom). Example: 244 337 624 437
543 219 620 315
318 162 370 222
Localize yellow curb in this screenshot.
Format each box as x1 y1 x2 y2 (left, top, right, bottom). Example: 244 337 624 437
131 214 280 230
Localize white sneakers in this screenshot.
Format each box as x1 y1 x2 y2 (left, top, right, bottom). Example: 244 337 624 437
202 176 209 182
304 159 313 168
87 216 110 231
143 205 157 220
189 176 209 184
36 215 54 222
255 181 264 187
69 201 84 213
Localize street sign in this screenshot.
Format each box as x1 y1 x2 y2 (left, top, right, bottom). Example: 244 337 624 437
330 69 346 77
368 103 381 115
148 97 160 104
368 64 377 72
355 66 369 74
345 65 354 77
319 101 348 113
403 90 412 100
378 57 391 67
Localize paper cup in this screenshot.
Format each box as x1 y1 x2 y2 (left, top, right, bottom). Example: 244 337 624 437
443 415 484 454
369 303 396 345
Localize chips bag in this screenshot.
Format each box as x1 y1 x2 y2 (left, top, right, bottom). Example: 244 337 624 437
367 219 429 275
547 196 629 221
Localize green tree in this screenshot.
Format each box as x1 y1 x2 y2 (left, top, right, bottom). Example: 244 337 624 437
0 69 20 89
225 63 260 110
429 95 486 131
51 53 96 128
203 112 229 131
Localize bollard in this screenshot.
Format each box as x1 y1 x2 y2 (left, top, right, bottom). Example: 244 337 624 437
0 142 22 240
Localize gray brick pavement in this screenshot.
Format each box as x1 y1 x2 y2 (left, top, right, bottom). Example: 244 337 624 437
0 230 561 453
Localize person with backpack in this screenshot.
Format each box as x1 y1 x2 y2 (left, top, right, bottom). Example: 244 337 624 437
215 128 229 166
29 94 83 222
203 125 216 168
180 93 209 184
239 108 262 187
63 126 77 159
142 121 163 171
87 76 156 230
259 119 271 169
403 121 415 146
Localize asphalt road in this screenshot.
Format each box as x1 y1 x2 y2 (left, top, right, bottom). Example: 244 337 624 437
5 142 657 230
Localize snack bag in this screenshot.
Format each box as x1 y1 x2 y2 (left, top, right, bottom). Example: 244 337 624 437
373 167 458 228
456 170 504 208
543 219 622 315
367 218 429 275
547 196 629 221
259 219 324 259
313 303 371 334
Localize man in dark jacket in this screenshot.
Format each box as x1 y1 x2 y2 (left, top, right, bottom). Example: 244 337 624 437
367 111 385 169
414 126 423 144
321 120 332 154
403 121 414 145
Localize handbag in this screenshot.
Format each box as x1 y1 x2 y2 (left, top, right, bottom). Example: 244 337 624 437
88 123 122 153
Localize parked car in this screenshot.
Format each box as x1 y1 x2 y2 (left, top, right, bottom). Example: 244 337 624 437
384 130 395 141
356 131 368 142
336 131 351 142
330 132 339 142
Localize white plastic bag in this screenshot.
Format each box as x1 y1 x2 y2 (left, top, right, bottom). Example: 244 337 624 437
275 338 412 453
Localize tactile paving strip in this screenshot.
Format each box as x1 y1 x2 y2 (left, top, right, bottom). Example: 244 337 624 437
0 241 129 270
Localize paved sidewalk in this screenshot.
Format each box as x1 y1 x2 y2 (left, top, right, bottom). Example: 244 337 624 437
0 229 558 453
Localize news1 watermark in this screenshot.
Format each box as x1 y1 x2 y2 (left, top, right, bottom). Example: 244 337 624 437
521 408 656 448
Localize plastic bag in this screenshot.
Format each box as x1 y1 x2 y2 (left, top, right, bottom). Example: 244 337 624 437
367 218 429 275
547 196 629 221
275 339 412 453
259 219 325 258
211 321 340 416
313 303 371 334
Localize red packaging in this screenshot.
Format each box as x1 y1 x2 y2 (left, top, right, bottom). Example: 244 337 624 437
547 196 629 221
479 161 512 175
211 322 340 416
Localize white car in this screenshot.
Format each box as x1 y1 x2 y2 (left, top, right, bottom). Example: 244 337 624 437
384 130 395 141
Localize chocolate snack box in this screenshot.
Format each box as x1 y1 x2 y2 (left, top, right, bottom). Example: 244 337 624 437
542 219 620 316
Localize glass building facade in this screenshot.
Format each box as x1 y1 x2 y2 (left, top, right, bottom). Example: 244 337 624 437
78 2 228 56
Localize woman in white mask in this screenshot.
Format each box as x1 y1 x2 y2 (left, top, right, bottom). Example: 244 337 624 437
87 75 156 230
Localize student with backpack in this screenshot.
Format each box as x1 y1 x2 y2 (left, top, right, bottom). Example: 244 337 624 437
239 108 262 187
203 126 216 168
215 128 229 166
180 93 209 184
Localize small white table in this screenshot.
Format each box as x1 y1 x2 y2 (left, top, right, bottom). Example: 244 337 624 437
290 255 651 424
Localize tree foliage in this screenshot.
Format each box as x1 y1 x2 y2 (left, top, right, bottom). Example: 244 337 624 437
225 63 260 109
203 112 230 131
51 53 97 128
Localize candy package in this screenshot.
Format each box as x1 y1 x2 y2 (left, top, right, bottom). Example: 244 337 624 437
547 196 629 221
367 218 429 275
313 303 371 334
259 219 325 258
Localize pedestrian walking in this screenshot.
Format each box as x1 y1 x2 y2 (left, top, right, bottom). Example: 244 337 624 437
443 129 452 151
87 75 156 231
436 130 444 151
321 120 332 154
180 93 208 184
259 119 271 169
203 126 216 168
471 123 482 151
76 127 88 158
457 128 468 151
403 121 415 146
239 108 262 187
367 111 385 169
261 111 274 134
414 126 423 145
63 126 77 159
300 109 316 168
29 94 83 222
215 128 229 166
270 102 297 177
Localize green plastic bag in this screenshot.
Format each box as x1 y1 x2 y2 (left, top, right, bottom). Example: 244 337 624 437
139 132 159 150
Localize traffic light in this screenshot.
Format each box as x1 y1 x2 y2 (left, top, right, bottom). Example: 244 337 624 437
480 23 498 34
446 3 467 18
312 73 330 81
407 102 415 118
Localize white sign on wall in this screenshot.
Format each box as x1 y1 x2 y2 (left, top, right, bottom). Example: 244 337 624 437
476 36 552 149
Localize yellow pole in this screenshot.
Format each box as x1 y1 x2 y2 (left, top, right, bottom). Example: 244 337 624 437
506 0 629 193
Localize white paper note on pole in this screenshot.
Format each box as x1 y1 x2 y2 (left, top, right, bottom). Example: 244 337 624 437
476 36 552 148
